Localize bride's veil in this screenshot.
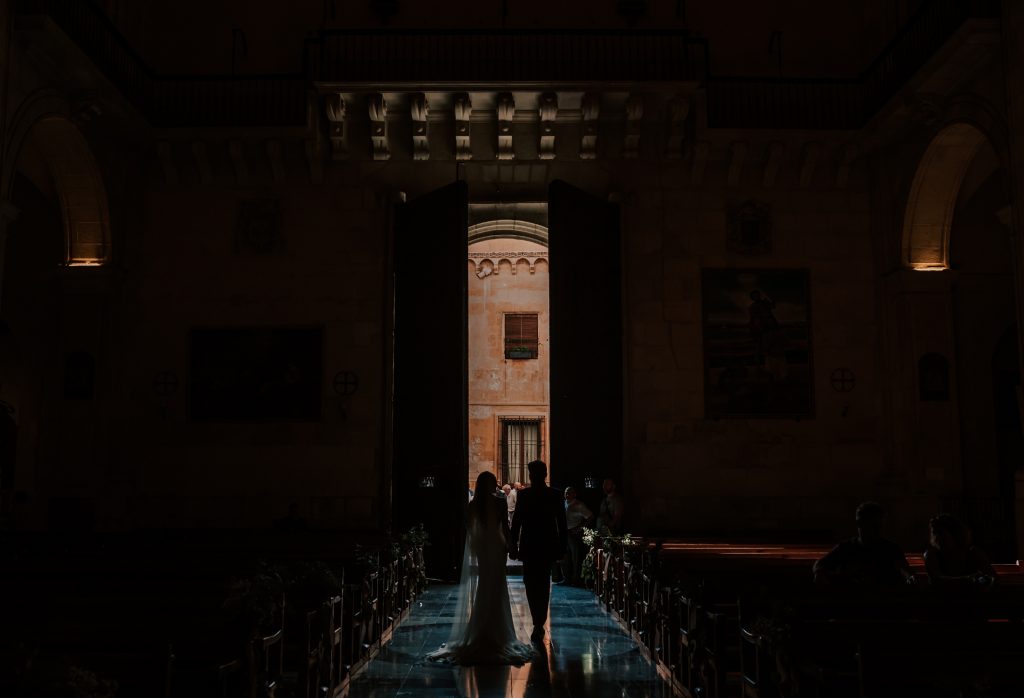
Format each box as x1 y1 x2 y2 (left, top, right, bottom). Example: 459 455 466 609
443 471 499 647
445 504 479 646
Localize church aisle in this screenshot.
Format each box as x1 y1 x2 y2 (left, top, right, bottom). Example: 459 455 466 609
345 579 673 697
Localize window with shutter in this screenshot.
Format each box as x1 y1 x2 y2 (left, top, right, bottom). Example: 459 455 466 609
504 313 539 359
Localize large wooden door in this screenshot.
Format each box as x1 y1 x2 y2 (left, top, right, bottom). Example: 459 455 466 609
548 180 622 512
392 182 468 581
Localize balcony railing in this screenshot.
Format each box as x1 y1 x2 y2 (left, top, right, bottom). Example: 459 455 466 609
307 29 707 84
16 0 1002 129
705 0 1001 129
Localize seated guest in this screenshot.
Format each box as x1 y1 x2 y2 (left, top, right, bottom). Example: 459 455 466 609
813 501 913 590
924 514 995 589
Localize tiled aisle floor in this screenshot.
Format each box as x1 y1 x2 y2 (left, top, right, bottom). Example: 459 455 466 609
346 579 674 697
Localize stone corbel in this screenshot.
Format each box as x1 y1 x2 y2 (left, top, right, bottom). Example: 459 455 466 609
727 141 747 187
665 96 689 159
157 141 177 185
368 94 390 161
191 141 213 184
691 141 709 185
538 93 557 160
411 93 429 161
324 93 348 160
266 140 285 183
799 142 821 188
228 140 248 185
762 142 784 188
624 94 643 158
580 93 600 160
836 143 857 189
454 93 472 161
497 93 515 161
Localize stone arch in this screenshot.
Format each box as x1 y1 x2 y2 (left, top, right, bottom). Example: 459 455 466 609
5 103 110 266
901 122 990 270
468 219 548 247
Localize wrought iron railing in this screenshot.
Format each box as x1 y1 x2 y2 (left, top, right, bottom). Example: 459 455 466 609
15 0 1002 129
499 417 545 485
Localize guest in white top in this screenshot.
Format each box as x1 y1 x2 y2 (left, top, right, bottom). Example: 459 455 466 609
560 487 594 586
502 483 517 527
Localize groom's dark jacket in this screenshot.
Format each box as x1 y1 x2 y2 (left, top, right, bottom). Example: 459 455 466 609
510 484 568 563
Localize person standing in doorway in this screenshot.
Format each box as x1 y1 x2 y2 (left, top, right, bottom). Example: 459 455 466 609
560 487 593 586
597 478 624 536
502 483 517 527
509 460 567 642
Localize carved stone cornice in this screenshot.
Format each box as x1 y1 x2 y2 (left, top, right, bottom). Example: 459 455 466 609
580 92 600 160
324 93 348 160
538 92 557 160
411 93 429 161
469 250 549 275
454 93 472 160
368 93 389 160
497 93 515 160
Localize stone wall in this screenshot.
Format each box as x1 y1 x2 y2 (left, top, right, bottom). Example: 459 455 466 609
467 238 549 488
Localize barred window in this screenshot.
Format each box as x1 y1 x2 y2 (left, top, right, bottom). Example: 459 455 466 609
499 417 544 485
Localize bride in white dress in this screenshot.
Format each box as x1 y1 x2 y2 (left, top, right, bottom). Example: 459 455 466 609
427 471 536 665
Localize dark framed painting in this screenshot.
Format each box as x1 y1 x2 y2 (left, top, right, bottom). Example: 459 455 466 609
189 327 323 421
702 269 813 418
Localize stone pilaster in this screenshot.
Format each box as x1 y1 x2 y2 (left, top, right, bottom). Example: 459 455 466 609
1001 0 1024 558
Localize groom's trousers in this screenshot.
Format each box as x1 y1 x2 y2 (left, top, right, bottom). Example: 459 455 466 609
522 559 552 629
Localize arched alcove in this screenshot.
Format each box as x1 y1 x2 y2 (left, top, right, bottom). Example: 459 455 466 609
901 123 988 270
12 116 111 266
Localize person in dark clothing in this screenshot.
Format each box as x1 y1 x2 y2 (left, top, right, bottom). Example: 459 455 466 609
924 514 995 590
813 501 913 590
509 460 568 642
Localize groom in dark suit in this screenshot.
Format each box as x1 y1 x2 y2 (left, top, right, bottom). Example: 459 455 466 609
509 460 568 642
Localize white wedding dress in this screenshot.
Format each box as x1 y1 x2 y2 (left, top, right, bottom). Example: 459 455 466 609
427 491 536 665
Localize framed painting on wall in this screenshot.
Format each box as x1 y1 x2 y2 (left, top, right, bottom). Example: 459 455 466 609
702 269 813 418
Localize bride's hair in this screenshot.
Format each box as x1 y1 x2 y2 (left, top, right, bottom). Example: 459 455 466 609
469 471 501 525
473 471 498 499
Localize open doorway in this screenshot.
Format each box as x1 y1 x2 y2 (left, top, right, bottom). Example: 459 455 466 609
391 180 621 580
466 204 550 494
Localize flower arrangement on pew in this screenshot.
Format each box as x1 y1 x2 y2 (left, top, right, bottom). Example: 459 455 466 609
282 560 345 611
397 524 430 593
581 528 642 588
223 559 286 635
